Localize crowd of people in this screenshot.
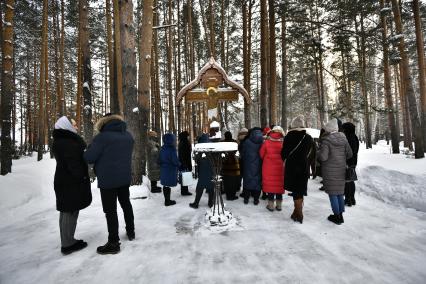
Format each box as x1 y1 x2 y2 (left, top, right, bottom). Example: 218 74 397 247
51 114 359 256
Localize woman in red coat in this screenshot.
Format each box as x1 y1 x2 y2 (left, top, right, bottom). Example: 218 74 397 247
259 126 285 211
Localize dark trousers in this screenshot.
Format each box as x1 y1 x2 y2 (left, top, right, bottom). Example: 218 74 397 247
345 181 356 203
267 193 283 201
223 175 239 199
100 186 134 242
244 190 261 201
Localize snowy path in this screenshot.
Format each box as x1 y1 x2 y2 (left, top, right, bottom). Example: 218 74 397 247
1 146 426 284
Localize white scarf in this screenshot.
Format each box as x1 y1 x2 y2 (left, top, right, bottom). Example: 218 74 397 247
54 116 77 134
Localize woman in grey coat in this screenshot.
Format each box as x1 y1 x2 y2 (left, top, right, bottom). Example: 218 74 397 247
147 131 162 193
317 118 353 225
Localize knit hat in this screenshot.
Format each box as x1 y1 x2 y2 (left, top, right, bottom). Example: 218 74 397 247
290 115 305 129
54 116 77 134
263 127 271 136
272 125 285 135
325 118 339 133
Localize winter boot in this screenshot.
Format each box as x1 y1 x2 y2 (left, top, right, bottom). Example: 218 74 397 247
151 181 161 193
253 191 260 205
327 214 341 225
339 213 344 224
127 231 135 241
261 192 268 200
243 190 249 204
181 185 192 196
97 241 121 255
266 200 275 212
189 188 203 209
275 200 282 211
292 198 304 224
208 191 214 208
163 187 176 206
61 240 88 255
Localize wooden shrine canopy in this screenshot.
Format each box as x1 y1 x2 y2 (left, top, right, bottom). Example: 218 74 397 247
176 57 252 110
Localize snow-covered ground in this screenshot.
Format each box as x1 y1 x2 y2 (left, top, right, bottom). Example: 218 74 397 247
1 142 426 284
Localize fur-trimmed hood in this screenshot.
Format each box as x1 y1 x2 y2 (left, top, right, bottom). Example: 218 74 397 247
95 114 126 132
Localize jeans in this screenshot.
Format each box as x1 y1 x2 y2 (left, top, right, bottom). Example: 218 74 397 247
329 194 345 215
267 193 283 201
59 211 79 247
100 186 134 242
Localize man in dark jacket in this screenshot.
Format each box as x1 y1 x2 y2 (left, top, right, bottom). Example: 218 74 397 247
342 122 360 206
178 131 192 196
84 114 135 255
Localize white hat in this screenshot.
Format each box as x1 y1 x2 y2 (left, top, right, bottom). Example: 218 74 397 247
54 116 77 134
290 115 305 129
324 118 339 133
272 125 285 135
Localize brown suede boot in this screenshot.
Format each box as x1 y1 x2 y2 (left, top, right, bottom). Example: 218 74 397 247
293 198 304 224
266 200 275 212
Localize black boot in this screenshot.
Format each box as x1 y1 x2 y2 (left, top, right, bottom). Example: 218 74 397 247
61 240 88 255
261 192 267 200
339 214 344 224
208 190 214 208
327 214 342 225
97 241 120 255
253 191 260 205
243 190 249 204
189 188 203 209
151 180 161 193
181 185 192 196
163 187 176 206
127 231 135 241
351 183 356 206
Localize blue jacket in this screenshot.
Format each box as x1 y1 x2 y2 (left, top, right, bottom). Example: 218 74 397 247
158 133 180 187
242 129 264 191
195 134 214 191
84 115 134 189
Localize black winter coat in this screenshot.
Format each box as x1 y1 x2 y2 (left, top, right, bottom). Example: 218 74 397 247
178 131 192 171
52 129 92 212
342 122 359 166
281 129 314 196
84 115 134 190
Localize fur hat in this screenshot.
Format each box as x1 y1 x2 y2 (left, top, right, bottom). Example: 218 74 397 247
325 118 339 133
290 115 305 129
148 130 158 138
272 125 285 135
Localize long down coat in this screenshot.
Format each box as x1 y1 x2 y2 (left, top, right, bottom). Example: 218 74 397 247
159 133 180 187
259 131 284 194
281 129 314 196
52 129 92 212
242 129 264 191
147 137 161 181
317 132 353 195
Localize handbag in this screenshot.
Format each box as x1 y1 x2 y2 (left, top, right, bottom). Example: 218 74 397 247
345 166 358 182
181 171 193 186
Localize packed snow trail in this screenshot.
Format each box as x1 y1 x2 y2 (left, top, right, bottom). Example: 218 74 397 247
1 144 426 284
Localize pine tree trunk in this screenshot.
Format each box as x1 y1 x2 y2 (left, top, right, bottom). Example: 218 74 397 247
391 0 424 158
188 0 195 79
260 0 268 128
58 0 65 116
37 0 48 161
209 0 215 58
138 0 153 178
153 0 161 134
53 1 60 119
118 0 142 183
113 0 124 115
79 0 93 143
281 10 287 130
0 0 15 174
380 0 399 153
106 0 114 114
412 0 426 150
268 0 277 125
167 0 175 133
242 1 251 128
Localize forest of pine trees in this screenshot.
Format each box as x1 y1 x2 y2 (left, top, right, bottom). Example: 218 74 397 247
0 0 425 179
